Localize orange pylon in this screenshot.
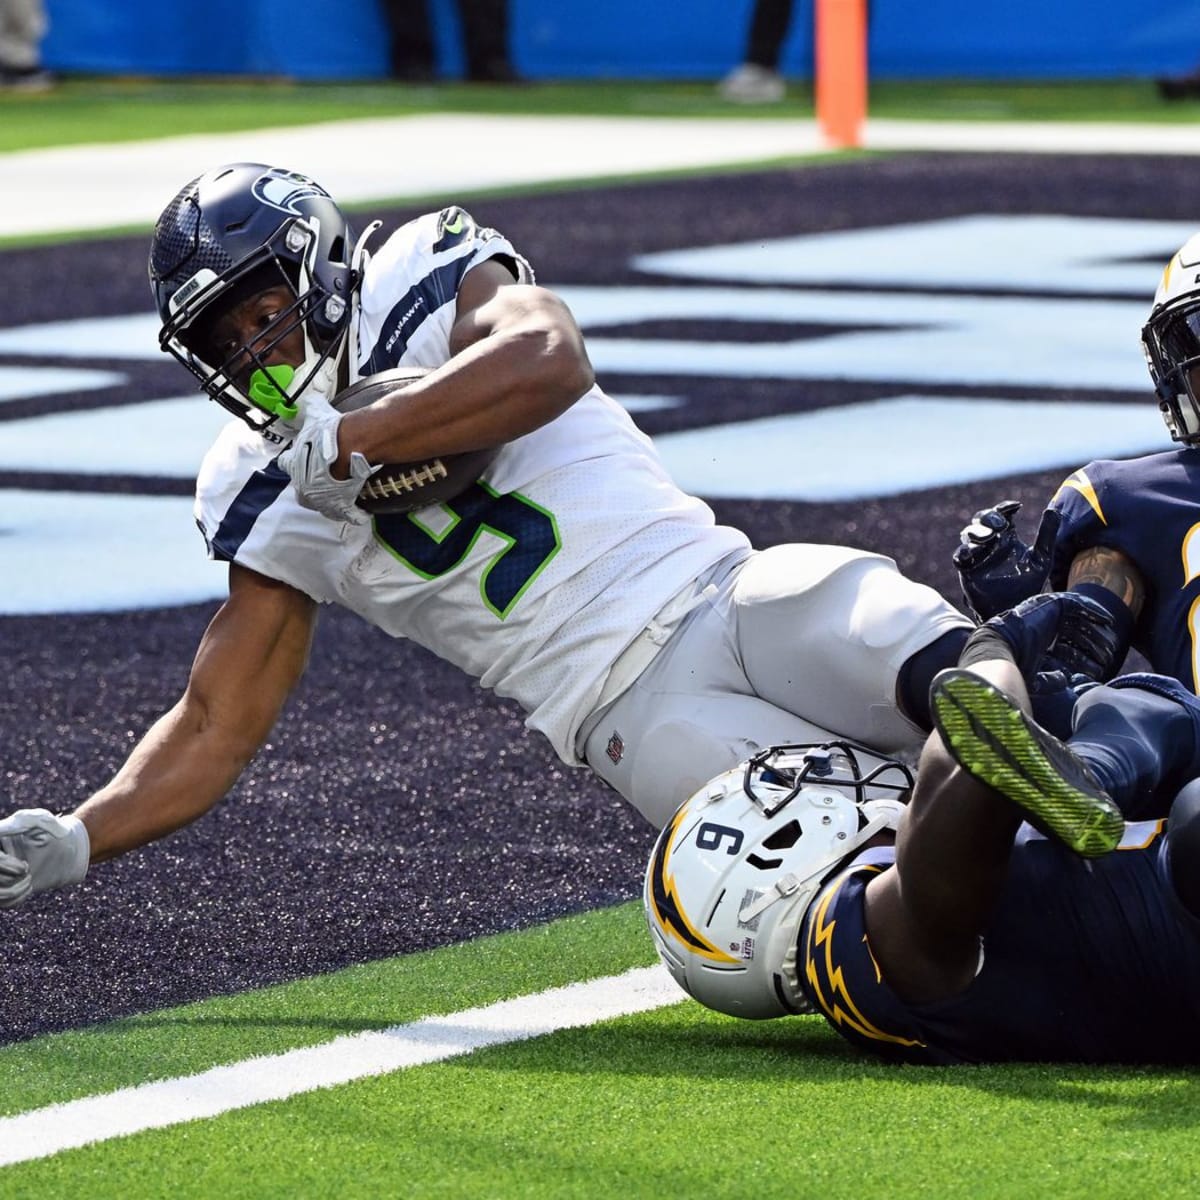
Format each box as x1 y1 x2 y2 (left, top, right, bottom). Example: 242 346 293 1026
815 0 867 148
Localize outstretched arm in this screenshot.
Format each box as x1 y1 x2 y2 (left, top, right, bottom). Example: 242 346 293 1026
76 565 317 862
0 566 318 908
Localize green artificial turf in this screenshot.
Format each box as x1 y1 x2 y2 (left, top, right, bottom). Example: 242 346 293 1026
4 75 1200 1200
0 902 657 1116
3 933 1199 1199
0 77 1193 155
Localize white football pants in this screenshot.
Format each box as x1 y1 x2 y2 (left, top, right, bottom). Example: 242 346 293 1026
578 543 970 828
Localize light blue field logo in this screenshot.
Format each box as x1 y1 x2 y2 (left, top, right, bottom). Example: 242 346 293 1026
252 169 331 215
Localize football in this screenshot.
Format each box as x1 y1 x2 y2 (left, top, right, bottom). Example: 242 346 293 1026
333 366 500 515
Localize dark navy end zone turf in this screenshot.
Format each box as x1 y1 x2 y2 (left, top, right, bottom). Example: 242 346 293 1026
930 667 1124 858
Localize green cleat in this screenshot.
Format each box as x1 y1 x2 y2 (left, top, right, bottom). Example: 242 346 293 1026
930 668 1125 858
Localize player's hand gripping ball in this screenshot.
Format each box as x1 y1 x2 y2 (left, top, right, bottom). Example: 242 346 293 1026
335 367 500 515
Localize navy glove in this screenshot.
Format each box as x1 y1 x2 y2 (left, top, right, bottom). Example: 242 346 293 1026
1027 668 1101 739
953 500 1062 621
979 592 1119 682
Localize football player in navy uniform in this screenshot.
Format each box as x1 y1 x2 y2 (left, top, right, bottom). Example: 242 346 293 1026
954 233 1200 699
646 592 1200 1064
0 162 977 907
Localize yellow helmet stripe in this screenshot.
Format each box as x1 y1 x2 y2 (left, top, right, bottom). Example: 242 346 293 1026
647 807 740 965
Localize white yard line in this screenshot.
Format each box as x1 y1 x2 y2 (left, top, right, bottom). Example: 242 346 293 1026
864 116 1200 156
4 111 1199 241
0 113 827 239
0 964 683 1168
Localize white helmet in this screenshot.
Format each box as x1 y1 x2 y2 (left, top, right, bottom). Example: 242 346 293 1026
644 742 912 1020
1142 232 1200 444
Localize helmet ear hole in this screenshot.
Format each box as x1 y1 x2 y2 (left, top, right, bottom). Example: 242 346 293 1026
746 852 783 870
762 820 801 851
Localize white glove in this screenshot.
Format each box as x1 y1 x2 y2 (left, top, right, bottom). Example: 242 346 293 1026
0 809 90 909
277 390 378 525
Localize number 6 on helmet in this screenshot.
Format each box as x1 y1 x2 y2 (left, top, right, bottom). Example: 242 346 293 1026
643 743 911 1020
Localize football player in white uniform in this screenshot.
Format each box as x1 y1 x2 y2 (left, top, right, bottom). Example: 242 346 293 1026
0 162 971 907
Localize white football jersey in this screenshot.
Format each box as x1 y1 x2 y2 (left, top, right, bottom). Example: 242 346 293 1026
195 208 749 763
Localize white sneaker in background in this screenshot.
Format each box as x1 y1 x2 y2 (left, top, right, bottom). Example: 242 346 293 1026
0 65 56 92
717 63 787 103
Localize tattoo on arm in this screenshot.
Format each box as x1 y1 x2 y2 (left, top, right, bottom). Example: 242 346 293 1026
1067 546 1145 617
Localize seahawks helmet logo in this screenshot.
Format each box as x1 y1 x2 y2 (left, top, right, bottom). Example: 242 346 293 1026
252 169 331 215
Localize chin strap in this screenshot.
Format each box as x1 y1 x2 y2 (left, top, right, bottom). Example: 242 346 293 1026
273 220 383 440
352 220 383 276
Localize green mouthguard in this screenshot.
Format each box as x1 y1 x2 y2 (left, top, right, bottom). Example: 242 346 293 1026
247 364 300 420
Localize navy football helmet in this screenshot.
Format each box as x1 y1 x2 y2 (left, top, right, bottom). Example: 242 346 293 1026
149 163 363 433
1142 232 1200 445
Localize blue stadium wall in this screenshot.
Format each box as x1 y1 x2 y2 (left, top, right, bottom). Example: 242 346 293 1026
41 0 1200 80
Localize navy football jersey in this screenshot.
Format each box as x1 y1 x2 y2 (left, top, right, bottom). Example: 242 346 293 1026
799 825 1200 1065
1046 450 1200 690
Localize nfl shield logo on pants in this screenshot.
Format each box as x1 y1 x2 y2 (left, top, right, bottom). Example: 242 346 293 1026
606 730 624 764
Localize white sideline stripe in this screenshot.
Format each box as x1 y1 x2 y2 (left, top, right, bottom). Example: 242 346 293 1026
4 114 1200 241
0 965 683 1168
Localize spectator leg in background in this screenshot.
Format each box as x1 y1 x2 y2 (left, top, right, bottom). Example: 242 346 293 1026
380 0 438 82
459 0 518 82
